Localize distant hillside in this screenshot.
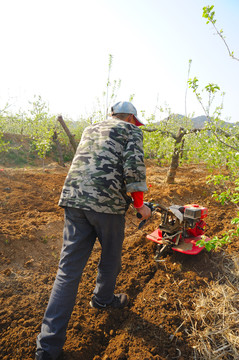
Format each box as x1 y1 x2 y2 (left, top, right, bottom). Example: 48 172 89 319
191 115 237 129
191 116 207 129
156 114 237 129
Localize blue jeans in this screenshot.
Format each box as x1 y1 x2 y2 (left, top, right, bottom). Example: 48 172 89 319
36 207 125 359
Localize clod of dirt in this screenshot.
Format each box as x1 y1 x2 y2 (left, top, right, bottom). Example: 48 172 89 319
3 268 11 276
24 259 34 267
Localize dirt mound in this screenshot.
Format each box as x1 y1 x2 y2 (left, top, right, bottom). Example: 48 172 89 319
0 162 238 359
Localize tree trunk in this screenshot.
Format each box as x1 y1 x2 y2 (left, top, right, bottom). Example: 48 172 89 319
57 115 78 153
166 147 180 184
180 138 185 159
52 131 65 167
166 129 185 184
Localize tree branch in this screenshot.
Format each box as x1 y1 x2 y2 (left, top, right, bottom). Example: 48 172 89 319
203 5 239 62
142 127 177 139
212 22 239 62
215 127 239 140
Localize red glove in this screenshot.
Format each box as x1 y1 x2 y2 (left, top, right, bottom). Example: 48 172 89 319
131 191 144 209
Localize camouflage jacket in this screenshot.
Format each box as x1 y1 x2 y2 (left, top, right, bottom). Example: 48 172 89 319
58 118 147 214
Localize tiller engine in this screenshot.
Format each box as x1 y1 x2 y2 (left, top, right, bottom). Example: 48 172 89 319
140 203 210 260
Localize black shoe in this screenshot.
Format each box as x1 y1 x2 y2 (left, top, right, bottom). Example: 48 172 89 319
89 294 129 309
35 350 53 360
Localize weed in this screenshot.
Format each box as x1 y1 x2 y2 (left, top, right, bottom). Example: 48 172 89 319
41 236 48 244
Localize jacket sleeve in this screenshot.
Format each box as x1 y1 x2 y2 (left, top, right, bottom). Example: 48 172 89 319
131 191 144 208
123 126 148 193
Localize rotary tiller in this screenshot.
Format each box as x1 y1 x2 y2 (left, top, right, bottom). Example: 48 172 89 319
138 203 210 261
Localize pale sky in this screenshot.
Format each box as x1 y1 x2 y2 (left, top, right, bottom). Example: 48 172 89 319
0 0 238 122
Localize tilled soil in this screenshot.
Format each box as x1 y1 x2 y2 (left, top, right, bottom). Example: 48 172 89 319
0 162 238 360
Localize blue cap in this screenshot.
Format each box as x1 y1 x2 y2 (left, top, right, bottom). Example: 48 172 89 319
111 101 144 126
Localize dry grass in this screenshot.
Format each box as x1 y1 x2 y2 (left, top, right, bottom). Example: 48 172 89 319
185 253 239 360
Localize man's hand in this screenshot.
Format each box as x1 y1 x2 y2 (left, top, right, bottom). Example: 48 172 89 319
136 203 151 220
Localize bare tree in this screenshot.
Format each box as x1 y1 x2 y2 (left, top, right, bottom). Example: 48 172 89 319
57 115 78 153
143 125 202 184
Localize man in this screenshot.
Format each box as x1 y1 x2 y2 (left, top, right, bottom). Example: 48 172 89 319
35 101 151 360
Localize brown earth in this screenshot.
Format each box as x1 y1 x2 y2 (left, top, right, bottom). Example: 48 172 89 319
0 161 238 360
